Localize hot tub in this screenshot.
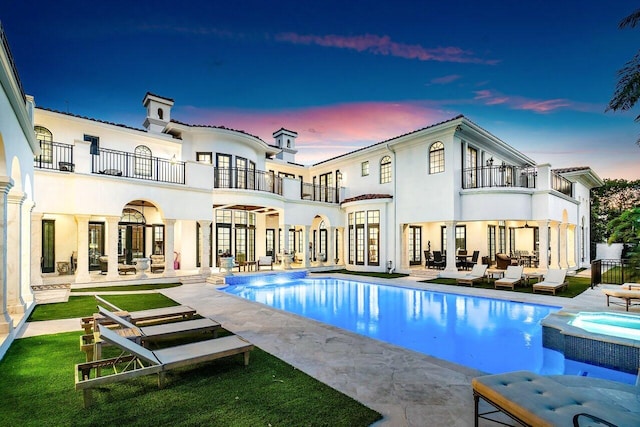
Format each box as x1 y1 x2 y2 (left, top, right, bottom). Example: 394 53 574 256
568 312 640 341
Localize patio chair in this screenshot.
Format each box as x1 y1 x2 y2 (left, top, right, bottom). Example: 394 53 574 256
495 253 517 270
456 264 488 286
423 250 432 268
75 324 254 407
532 269 568 295
602 283 640 311
472 370 640 426
463 250 480 270
258 256 273 270
150 254 165 273
494 265 524 290
431 251 445 270
80 296 197 334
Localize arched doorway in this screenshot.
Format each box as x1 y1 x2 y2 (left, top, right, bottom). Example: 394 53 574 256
119 208 146 264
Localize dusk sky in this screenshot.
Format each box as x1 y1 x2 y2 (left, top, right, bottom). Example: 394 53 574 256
2 1 639 179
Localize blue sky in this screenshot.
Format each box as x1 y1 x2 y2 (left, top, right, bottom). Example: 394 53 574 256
2 1 639 179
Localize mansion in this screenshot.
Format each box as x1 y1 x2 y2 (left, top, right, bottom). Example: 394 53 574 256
0 24 602 356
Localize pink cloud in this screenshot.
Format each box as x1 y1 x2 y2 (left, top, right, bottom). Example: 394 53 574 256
177 102 452 164
473 89 579 113
275 32 497 64
516 99 572 113
430 74 462 85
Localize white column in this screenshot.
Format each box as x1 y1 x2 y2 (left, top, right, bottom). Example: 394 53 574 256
163 219 176 277
30 212 43 287
559 223 568 269
444 221 458 272
7 190 26 314
536 220 549 271
567 224 577 268
74 215 92 283
336 226 344 264
105 216 120 280
0 177 14 333
327 226 335 265
20 200 35 306
302 226 311 268
400 224 409 270
198 220 212 275
282 224 290 255
549 221 560 269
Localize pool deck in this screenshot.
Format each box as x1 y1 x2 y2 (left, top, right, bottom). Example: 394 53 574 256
17 270 635 426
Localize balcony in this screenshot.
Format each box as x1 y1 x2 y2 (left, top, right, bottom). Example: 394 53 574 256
462 165 537 190
214 167 282 195
301 182 339 203
551 172 573 197
34 140 74 172
92 148 185 185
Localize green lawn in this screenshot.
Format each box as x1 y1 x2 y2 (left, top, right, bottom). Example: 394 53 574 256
27 294 180 322
71 283 183 292
420 274 591 298
0 332 381 426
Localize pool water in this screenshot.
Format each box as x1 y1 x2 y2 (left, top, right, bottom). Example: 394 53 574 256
569 312 640 341
222 277 636 383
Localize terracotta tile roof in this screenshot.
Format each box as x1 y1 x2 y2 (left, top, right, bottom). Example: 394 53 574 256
169 119 265 142
341 194 393 204
36 107 146 132
313 114 465 166
143 92 174 103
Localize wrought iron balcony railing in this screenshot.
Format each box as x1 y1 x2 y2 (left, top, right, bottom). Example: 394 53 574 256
551 172 573 197
462 165 537 189
34 140 75 171
92 147 185 184
301 182 339 203
214 167 282 195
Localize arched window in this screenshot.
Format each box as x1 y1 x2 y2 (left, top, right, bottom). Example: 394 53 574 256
34 125 53 163
135 145 152 176
429 142 445 174
380 155 391 184
287 139 291 148
120 208 146 224
157 108 163 120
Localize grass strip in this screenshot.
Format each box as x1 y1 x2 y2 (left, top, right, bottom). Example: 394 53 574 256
71 283 182 292
27 294 179 322
419 275 591 298
0 332 381 426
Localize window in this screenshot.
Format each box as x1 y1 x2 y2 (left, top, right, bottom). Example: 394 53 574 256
85 134 99 155
467 146 477 186
153 225 165 255
361 161 369 176
157 108 163 120
440 225 466 251
488 225 496 262
355 212 365 264
429 142 444 174
367 211 380 266
215 154 231 188
42 219 55 273
34 126 53 164
380 156 391 184
348 213 354 264
134 145 152 176
196 152 212 164
236 157 247 189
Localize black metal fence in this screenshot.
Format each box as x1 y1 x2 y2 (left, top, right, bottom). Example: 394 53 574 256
214 167 282 195
591 259 630 288
301 182 339 203
462 165 537 189
552 172 573 197
92 147 185 184
34 141 75 171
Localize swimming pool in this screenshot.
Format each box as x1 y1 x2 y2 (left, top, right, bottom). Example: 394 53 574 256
222 276 637 383
223 276 559 374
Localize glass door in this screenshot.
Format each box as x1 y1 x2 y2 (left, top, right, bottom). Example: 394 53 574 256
408 226 422 265
88 222 105 270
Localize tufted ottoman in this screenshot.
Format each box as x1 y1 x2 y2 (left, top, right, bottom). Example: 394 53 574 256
472 370 640 426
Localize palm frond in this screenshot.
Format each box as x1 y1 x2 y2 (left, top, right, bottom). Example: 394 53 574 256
606 51 640 112
619 9 640 28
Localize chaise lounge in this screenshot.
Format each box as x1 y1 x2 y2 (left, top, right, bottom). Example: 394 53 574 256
455 264 488 286
494 265 524 290
532 269 568 295
80 296 197 334
602 283 640 311
472 370 640 426
75 324 254 407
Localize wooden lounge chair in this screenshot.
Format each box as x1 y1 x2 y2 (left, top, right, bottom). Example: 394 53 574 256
75 324 254 407
494 265 524 290
455 264 488 286
532 269 568 295
602 283 640 311
80 296 197 334
472 370 640 426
